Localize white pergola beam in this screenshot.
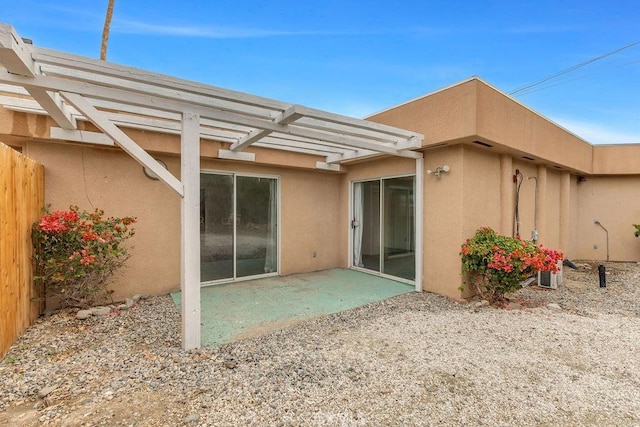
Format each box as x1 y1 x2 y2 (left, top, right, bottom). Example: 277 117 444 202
325 149 378 164
33 48 288 111
50 127 114 146
0 25 76 129
1 93 77 129
181 111 201 350
0 23 37 76
39 63 276 120
396 135 423 150
298 104 422 140
230 104 306 152
315 161 341 172
61 92 183 196
325 147 422 164
277 104 305 125
218 149 255 161
27 88 77 129
258 138 347 156
0 72 401 153
231 128 272 151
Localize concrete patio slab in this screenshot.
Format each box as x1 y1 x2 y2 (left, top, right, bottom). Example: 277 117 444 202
171 268 413 346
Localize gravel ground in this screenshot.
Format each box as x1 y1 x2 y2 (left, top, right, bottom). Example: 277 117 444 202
1 261 639 426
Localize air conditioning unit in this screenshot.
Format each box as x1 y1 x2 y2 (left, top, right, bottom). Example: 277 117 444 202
538 260 563 289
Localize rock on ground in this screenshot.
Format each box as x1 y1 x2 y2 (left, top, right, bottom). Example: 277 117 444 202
1 261 639 426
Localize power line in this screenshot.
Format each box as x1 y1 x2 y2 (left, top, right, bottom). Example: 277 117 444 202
509 41 640 96
514 75 587 97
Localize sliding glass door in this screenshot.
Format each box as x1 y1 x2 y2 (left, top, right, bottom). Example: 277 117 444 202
200 173 278 284
200 174 234 281
236 176 278 278
352 176 415 281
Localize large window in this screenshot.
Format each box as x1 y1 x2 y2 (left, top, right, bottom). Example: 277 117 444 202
200 173 278 284
353 176 415 281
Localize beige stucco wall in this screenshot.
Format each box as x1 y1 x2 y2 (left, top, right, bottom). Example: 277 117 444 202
368 80 478 146
24 140 346 302
4 75 640 305
574 176 640 262
593 145 640 175
474 81 593 173
429 147 575 299
568 176 580 259
460 146 502 235
421 146 465 298
24 141 180 300
543 169 562 250
369 78 596 175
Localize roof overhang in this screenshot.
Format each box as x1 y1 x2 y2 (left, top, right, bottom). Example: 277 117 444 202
0 23 423 176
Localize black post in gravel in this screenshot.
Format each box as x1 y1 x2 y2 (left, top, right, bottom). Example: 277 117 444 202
598 264 606 288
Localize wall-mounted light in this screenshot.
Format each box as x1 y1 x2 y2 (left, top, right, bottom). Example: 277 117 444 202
426 165 450 178
143 158 168 180
577 176 587 183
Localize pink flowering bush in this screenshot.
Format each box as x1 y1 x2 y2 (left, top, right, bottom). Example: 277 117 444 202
461 227 563 303
32 206 136 308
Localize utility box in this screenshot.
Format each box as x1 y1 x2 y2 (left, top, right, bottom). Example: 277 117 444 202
538 260 563 289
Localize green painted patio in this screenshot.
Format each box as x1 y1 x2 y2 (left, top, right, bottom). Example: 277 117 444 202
171 268 414 347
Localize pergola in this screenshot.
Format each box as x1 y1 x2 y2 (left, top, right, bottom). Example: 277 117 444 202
0 23 424 349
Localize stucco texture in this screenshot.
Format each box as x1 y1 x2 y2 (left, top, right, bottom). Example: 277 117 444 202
574 176 640 262
5 76 640 304
24 141 347 302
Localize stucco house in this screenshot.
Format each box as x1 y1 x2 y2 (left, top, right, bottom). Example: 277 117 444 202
1 23 639 348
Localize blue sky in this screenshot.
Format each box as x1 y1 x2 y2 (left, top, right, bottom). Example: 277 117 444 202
1 0 638 144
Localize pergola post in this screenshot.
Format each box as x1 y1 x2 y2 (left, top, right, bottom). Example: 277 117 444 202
415 156 424 292
181 111 201 349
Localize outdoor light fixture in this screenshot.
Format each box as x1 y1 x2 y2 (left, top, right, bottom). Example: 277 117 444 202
426 165 450 178
142 158 168 180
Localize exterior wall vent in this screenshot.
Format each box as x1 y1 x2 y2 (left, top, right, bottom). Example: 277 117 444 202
472 140 493 148
522 156 535 161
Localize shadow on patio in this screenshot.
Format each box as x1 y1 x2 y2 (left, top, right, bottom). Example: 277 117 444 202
171 268 414 347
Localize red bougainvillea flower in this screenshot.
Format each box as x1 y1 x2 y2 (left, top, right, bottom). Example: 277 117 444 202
38 210 80 234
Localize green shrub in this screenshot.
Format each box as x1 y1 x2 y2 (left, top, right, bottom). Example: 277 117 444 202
460 227 563 303
634 224 640 238
32 206 136 309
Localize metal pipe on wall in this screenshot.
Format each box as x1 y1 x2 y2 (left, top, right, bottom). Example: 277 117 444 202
500 155 513 236
594 220 610 262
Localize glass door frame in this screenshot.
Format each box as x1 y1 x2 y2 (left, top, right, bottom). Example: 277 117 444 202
200 169 281 286
349 173 418 286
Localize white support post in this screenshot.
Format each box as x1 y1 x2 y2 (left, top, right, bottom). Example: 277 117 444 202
181 111 201 350
415 156 424 292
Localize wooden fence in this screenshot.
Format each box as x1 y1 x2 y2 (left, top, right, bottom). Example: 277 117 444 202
0 142 45 359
